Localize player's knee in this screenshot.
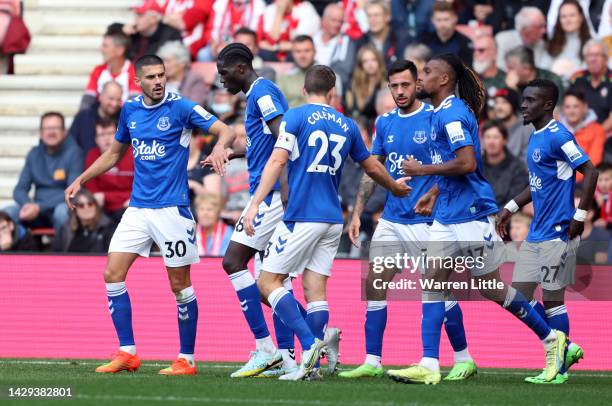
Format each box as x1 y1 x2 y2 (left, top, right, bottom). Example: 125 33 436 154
103 266 124 283
222 255 246 275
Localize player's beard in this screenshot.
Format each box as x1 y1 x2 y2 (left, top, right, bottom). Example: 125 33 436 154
416 88 430 100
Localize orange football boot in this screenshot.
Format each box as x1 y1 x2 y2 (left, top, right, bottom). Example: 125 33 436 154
95 351 141 373
158 358 197 375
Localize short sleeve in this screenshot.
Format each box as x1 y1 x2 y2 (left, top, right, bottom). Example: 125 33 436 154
349 121 370 163
443 117 473 151
182 99 218 132
85 65 101 96
556 131 589 170
255 86 285 122
114 106 131 144
370 116 385 156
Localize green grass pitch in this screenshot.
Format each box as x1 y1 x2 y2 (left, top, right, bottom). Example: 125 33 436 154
1 359 611 405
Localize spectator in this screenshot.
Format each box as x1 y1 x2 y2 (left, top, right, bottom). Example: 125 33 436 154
547 0 592 80
70 81 122 154
345 44 386 126
598 0 612 40
481 120 528 207
4 112 83 234
313 3 353 68
391 0 434 38
491 87 533 161
157 41 207 103
569 40 612 132
594 162 612 229
504 46 564 103
473 34 506 99
0 211 39 252
403 43 432 78
495 7 551 71
505 212 532 261
81 29 138 111
123 0 182 62
194 0 265 61
52 189 115 253
546 0 595 38
233 27 276 82
194 194 233 256
487 0 549 34
276 35 316 107
163 0 215 60
257 0 321 61
84 116 134 223
559 88 606 178
355 0 410 67
422 1 474 67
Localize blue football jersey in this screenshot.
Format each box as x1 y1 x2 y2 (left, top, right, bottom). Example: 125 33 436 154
275 103 370 223
115 92 217 208
371 102 435 224
526 119 589 242
429 95 498 224
244 77 288 195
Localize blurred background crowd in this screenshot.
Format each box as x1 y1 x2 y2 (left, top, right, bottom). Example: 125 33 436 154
0 0 611 264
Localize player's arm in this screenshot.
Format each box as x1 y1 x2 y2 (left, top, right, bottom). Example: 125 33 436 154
360 156 411 197
569 160 598 238
402 145 477 176
243 148 289 236
204 120 238 176
65 140 130 209
348 154 385 247
414 184 439 216
496 186 532 238
265 115 290 207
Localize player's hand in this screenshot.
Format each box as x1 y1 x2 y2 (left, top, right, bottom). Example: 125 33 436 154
402 156 423 176
568 219 584 239
414 191 437 216
64 178 82 210
202 145 231 176
243 203 260 237
495 208 513 239
391 176 411 197
348 215 361 248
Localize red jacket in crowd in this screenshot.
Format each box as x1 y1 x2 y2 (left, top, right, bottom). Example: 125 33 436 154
84 148 134 214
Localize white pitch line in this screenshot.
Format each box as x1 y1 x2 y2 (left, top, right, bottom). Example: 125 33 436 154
71 394 418 406
1 359 611 378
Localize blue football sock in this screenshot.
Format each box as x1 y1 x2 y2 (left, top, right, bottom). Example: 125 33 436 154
306 301 329 341
444 301 467 353
365 301 387 358
106 282 135 348
269 287 315 350
421 297 445 359
175 286 198 355
529 299 547 322
273 289 302 350
503 287 551 340
546 304 570 373
229 270 270 339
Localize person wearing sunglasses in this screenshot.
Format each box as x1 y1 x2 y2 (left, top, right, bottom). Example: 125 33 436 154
52 189 116 253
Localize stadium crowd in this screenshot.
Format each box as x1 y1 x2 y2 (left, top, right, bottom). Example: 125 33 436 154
1 0 611 263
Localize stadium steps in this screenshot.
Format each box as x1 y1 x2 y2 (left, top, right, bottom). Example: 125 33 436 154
0 1 127 207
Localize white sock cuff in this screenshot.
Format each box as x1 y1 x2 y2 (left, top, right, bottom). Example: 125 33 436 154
503 286 517 308
268 287 289 310
422 290 445 302
175 286 196 304
307 301 328 313
444 300 458 311
106 282 127 297
529 299 539 307
229 270 256 291
545 305 567 317
366 300 387 311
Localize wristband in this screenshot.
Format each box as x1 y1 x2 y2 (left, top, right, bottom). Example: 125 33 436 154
573 209 587 222
504 199 519 213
